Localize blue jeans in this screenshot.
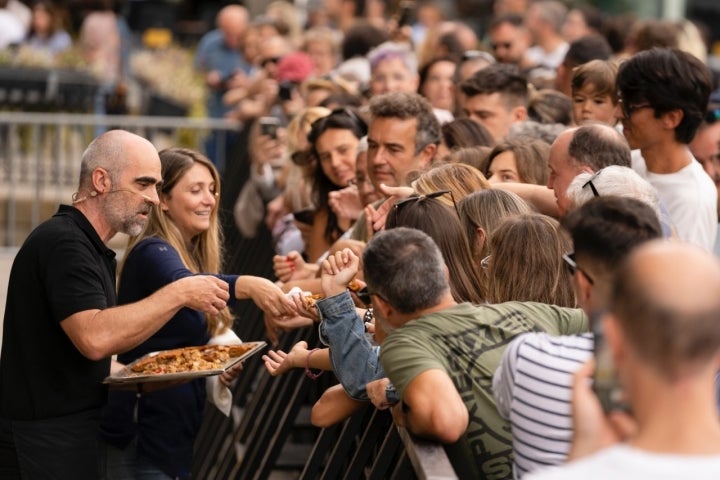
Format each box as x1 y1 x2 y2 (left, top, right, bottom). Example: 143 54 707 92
317 292 398 404
99 438 177 480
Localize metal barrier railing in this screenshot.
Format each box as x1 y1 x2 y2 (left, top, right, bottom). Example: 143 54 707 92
0 112 239 247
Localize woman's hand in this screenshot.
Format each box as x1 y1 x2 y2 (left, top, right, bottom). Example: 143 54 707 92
240 276 295 318
288 292 320 323
273 251 316 283
328 185 364 221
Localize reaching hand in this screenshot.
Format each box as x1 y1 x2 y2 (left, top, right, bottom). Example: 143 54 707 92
288 292 321 323
328 185 364 221
219 360 243 387
262 340 310 376
246 277 295 317
320 249 360 298
367 184 414 234
273 251 314 283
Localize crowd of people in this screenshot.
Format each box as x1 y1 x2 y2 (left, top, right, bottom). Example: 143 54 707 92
2 0 720 478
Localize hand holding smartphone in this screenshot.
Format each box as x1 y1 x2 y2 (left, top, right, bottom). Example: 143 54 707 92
259 117 280 139
592 313 628 413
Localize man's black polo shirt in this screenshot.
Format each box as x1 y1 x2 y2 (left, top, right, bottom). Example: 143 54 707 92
0 205 117 420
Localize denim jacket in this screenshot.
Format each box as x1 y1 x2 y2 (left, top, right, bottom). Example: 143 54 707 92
316 291 399 404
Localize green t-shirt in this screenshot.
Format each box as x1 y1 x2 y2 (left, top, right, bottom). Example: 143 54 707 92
379 301 588 479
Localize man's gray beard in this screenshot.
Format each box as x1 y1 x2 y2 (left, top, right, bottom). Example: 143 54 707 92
123 218 146 237
104 199 147 237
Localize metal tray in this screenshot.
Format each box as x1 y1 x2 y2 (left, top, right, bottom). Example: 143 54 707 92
103 341 266 384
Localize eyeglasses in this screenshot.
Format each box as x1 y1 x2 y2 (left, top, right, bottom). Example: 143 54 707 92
582 170 601 197
562 252 594 285
260 56 282 68
617 98 652 118
393 190 460 218
355 287 372 306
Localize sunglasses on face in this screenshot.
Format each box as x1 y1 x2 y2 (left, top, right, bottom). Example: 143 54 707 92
562 251 594 285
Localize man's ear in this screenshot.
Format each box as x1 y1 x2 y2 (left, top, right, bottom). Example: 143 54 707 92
661 108 684 130
91 167 109 194
604 314 625 367
576 269 593 309
418 142 438 168
372 295 395 326
512 105 528 122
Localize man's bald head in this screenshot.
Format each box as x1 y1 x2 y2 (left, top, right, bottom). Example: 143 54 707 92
79 130 154 187
568 123 631 171
217 5 249 49
611 240 720 379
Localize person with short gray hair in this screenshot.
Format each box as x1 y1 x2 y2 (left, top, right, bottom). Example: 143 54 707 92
566 166 661 220
367 41 419 96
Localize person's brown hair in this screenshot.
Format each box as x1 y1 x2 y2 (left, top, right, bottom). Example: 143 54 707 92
386 196 486 304
486 213 576 307
483 136 550 185
571 59 618 100
457 189 532 263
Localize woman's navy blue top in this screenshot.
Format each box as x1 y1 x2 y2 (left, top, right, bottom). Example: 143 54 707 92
99 237 238 478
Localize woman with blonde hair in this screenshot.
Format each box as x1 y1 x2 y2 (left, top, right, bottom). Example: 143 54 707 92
99 148 293 479
412 162 491 207
485 213 576 307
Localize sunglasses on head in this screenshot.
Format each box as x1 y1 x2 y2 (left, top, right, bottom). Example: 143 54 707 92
393 190 460 219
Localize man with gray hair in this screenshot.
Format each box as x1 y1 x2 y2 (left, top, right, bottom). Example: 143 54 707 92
0 130 231 478
323 227 587 478
523 0 569 70
500 123 631 217
566 166 661 218
354 92 441 239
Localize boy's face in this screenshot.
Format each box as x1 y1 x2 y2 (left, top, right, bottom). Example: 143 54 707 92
572 83 618 127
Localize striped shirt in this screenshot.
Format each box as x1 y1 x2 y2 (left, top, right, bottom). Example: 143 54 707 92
492 332 594 479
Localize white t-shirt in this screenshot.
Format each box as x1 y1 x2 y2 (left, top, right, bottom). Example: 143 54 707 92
525 445 720 480
493 333 593 479
524 43 569 69
632 150 717 251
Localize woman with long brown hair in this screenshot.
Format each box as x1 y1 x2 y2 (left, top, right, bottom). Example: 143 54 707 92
99 148 293 479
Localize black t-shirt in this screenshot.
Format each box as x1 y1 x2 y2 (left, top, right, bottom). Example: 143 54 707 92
0 205 116 420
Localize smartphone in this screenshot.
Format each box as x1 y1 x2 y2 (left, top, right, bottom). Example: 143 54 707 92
397 0 415 27
292 209 315 225
259 116 280 139
278 81 296 102
592 314 627 413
